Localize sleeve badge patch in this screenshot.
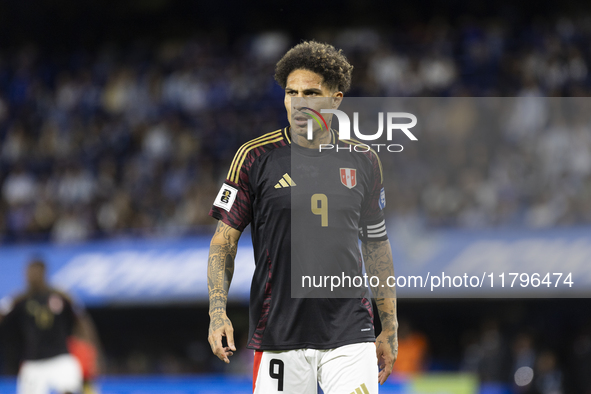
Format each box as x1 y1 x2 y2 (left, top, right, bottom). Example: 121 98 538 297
379 187 386 210
213 184 238 212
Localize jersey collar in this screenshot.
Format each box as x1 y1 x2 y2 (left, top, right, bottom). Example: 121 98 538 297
284 127 336 145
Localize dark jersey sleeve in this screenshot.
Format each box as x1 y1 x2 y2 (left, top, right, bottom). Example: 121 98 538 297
358 150 388 242
0 297 19 335
0 297 22 374
209 149 254 232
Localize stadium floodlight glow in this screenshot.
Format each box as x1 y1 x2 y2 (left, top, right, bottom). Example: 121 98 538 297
304 109 418 141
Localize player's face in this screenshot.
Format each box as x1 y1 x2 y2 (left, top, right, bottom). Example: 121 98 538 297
284 69 342 139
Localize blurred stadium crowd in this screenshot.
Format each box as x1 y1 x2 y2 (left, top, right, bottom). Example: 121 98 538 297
2 16 591 243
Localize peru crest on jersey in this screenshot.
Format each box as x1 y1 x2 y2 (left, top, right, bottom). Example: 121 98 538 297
340 168 357 189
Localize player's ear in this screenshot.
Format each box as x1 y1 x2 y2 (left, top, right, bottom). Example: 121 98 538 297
332 92 343 109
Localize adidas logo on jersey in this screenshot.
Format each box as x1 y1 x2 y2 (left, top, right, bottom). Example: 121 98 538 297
274 173 296 189
350 383 370 394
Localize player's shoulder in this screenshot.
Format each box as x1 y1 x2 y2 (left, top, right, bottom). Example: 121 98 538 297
0 292 28 314
10 292 30 305
50 288 75 304
50 288 85 315
0 296 17 315
234 128 289 157
226 127 289 183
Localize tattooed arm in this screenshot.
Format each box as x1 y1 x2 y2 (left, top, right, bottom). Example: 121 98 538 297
208 221 242 363
362 239 398 385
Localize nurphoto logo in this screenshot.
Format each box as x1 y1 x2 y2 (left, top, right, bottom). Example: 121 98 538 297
303 109 418 153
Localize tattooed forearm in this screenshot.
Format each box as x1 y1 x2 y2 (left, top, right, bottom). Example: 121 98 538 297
362 240 398 333
384 323 398 353
375 296 398 353
374 298 397 328
209 290 229 315
208 222 239 317
207 245 236 292
362 240 396 299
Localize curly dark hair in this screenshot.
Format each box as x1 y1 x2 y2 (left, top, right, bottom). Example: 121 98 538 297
274 41 353 93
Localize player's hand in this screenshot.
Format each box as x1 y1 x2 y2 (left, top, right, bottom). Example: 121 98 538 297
375 328 398 385
208 312 236 363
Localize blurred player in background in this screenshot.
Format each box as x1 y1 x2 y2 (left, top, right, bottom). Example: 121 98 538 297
0 259 84 394
207 41 398 393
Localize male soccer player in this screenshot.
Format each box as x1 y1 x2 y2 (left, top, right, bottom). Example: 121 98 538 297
208 41 398 394
0 259 83 394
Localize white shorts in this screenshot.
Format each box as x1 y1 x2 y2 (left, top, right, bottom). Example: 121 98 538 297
18 354 83 394
253 342 378 394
